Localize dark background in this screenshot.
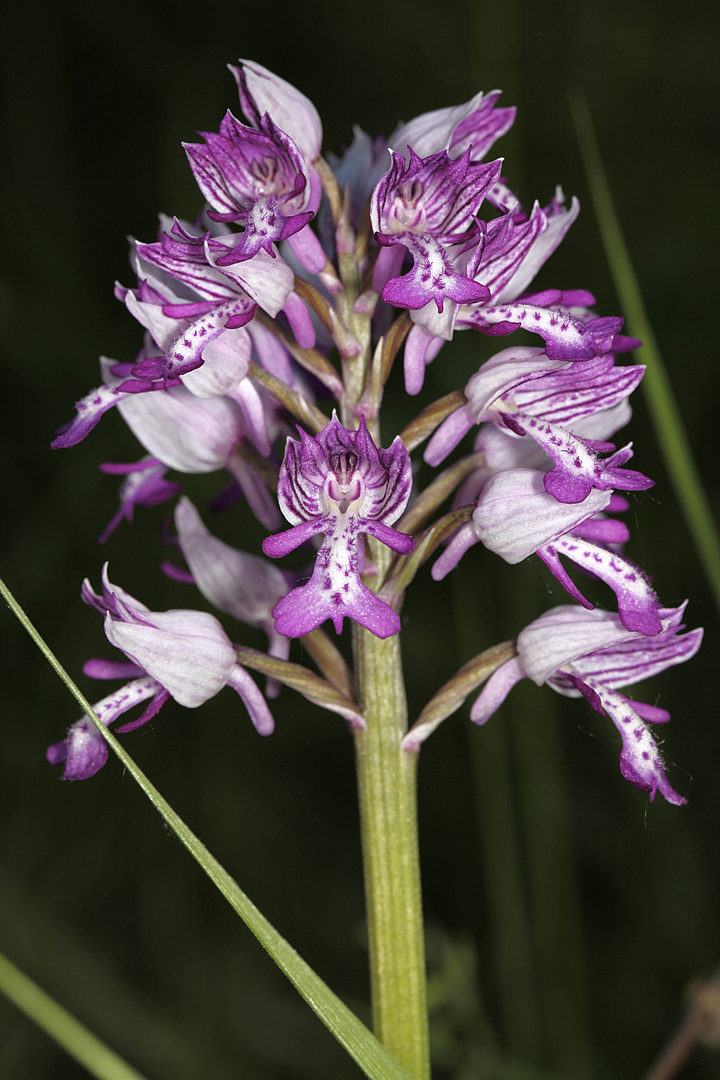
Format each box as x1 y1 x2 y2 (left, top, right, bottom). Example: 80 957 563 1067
1 2 718 1078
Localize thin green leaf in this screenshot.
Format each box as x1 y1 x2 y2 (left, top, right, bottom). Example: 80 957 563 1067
380 507 473 598
571 92 720 616
301 627 355 700
398 452 484 537
247 362 331 433
315 155 344 225
376 312 412 391
403 641 517 750
235 644 364 726
399 390 468 452
1 575 413 1080
0 950 149 1080
293 274 336 332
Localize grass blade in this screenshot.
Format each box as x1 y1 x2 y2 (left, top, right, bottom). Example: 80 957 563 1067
0 574 413 1080
571 92 720 615
0 950 149 1080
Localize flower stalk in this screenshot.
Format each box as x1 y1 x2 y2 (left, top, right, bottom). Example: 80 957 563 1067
353 618 430 1080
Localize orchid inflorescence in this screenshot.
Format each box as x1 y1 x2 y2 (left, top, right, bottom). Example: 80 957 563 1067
49 60 701 805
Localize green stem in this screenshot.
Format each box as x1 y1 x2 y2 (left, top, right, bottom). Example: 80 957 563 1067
353 624 430 1080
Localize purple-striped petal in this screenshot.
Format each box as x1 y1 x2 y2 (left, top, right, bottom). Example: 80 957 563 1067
231 60 323 162
536 536 662 635
501 413 653 503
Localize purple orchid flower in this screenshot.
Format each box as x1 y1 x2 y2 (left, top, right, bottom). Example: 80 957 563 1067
399 189 637 394
468 604 702 805
184 111 315 264
262 414 414 638
321 89 515 254
53 220 310 458
228 60 327 274
426 342 651 504
433 467 662 635
47 566 274 780
426 342 660 633
125 219 256 383
425 346 645 463
370 147 502 335
53 356 280 530
378 88 517 230
118 216 308 390
397 193 614 392
53 212 308 426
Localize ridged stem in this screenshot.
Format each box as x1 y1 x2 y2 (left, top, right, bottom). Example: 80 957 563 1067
352 624 430 1080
